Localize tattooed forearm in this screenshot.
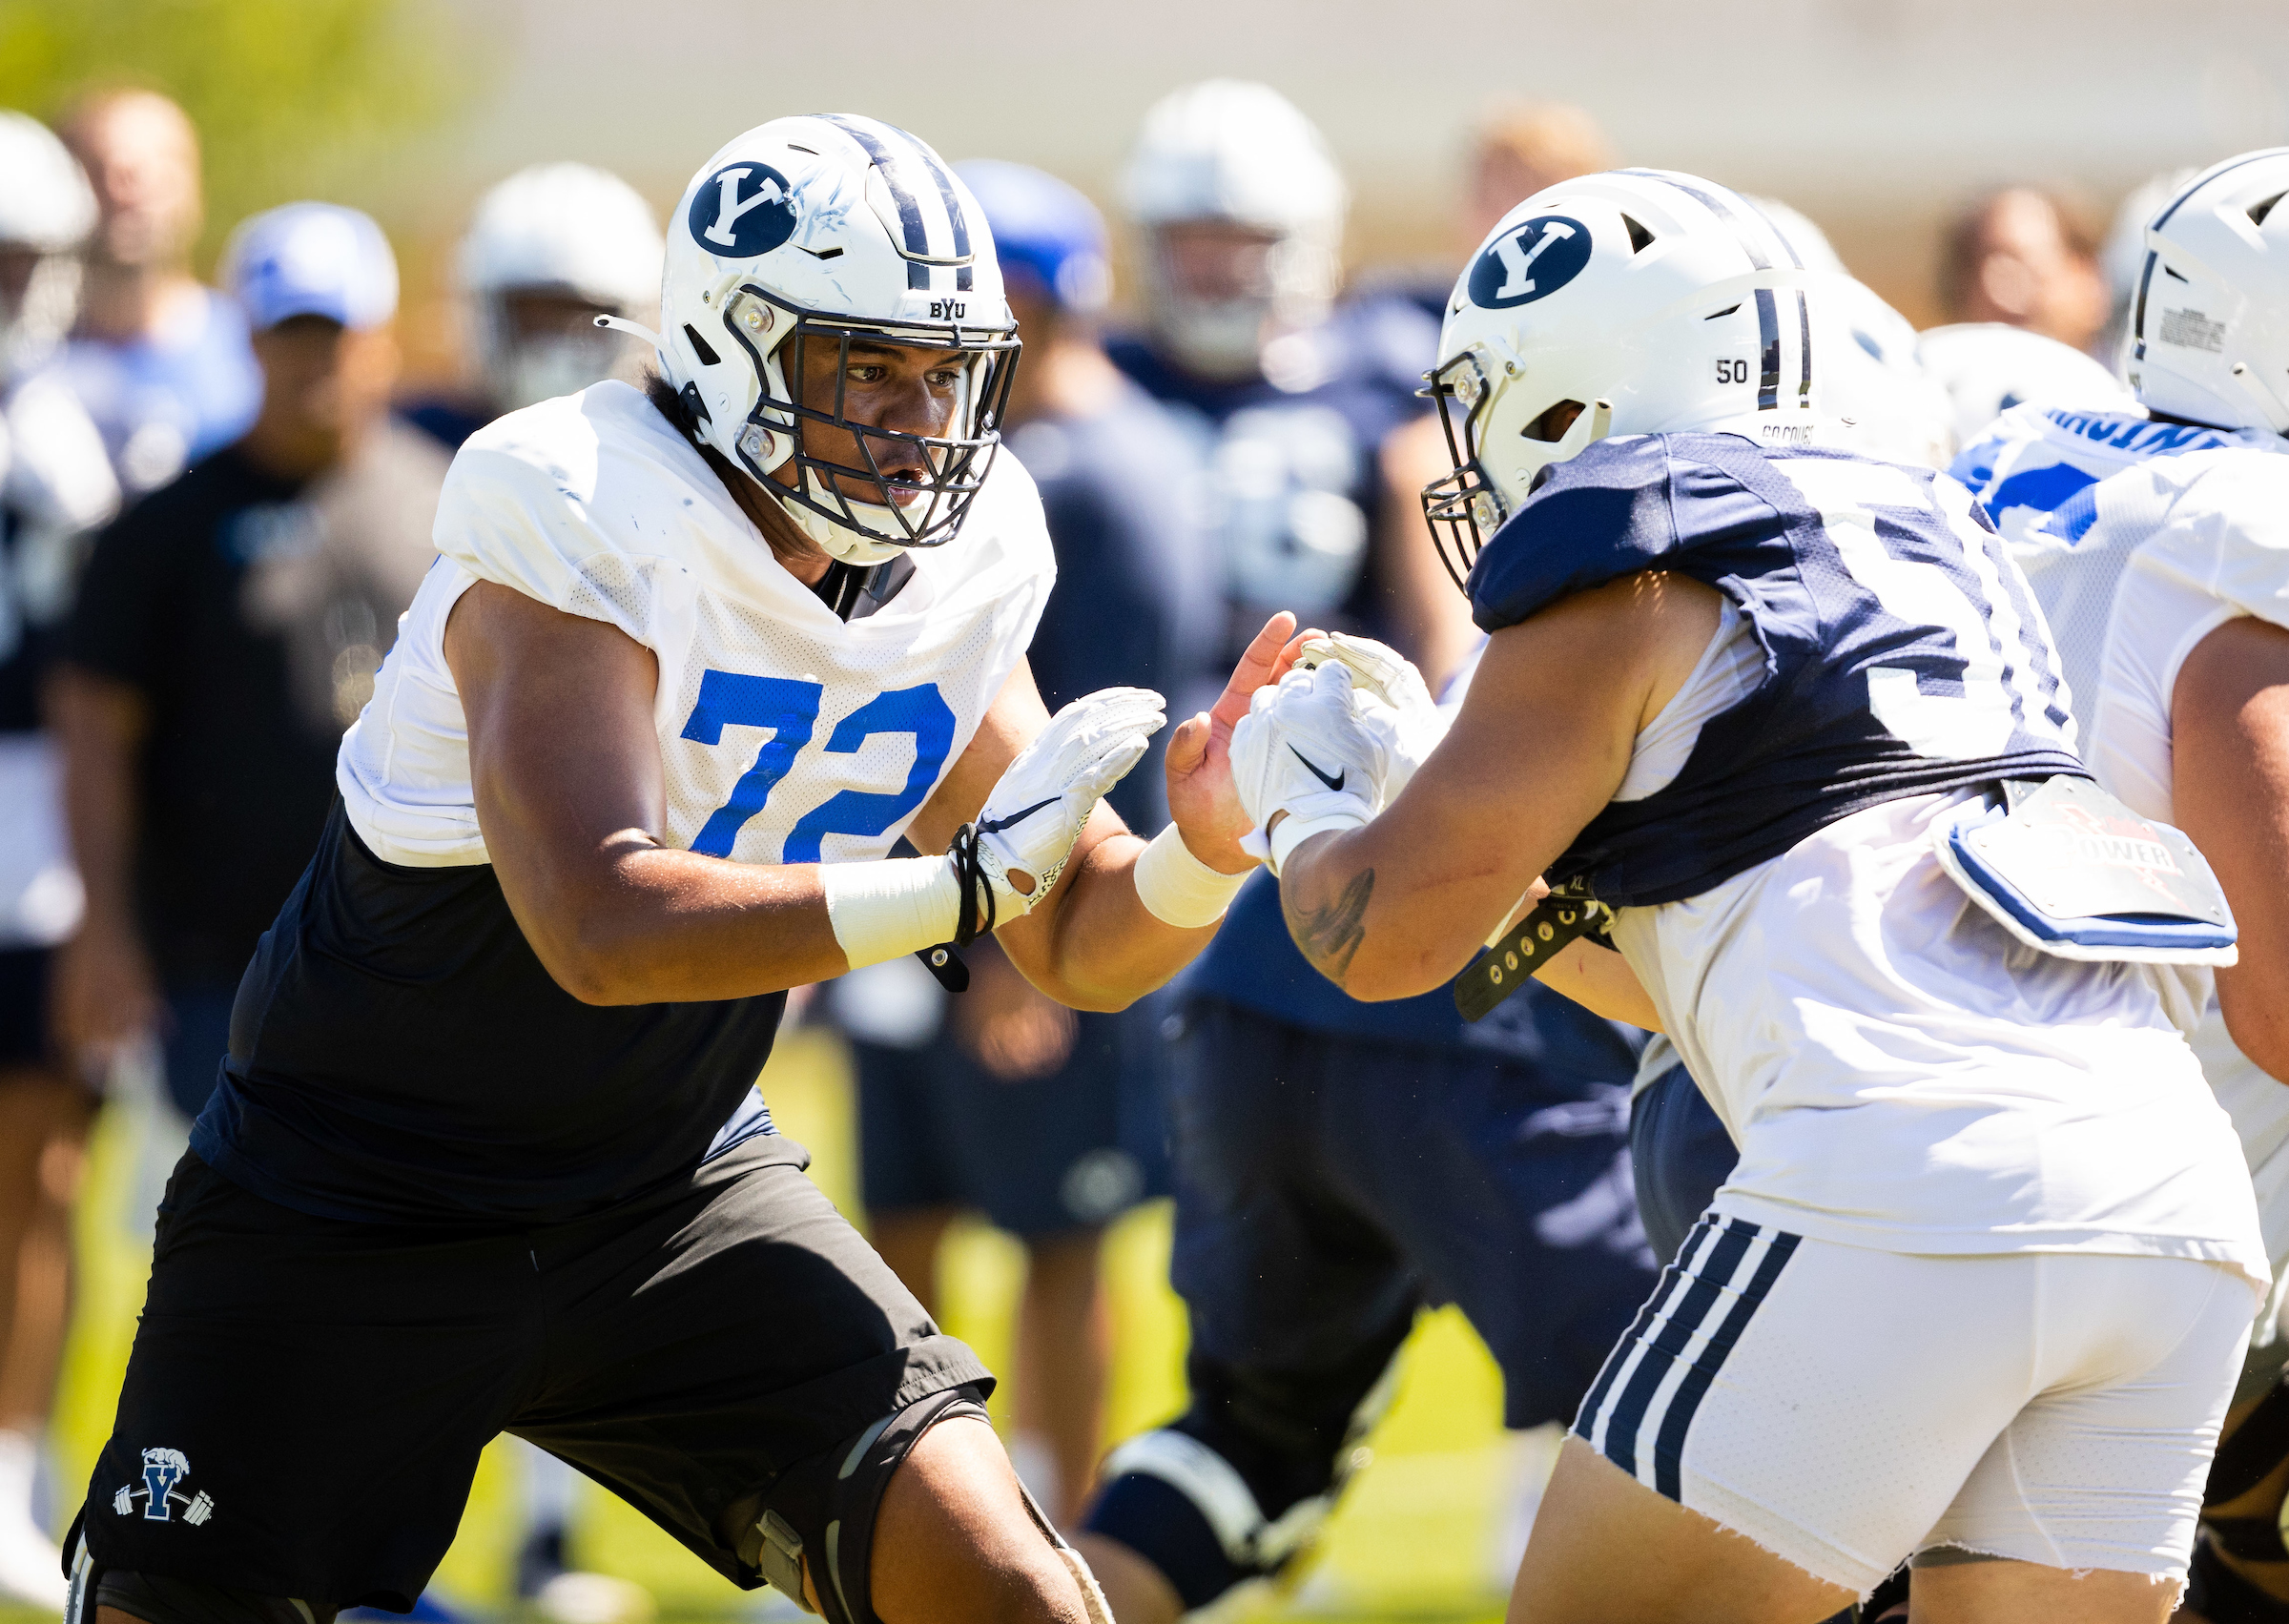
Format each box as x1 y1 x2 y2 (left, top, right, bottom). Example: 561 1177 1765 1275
1284 864 1374 984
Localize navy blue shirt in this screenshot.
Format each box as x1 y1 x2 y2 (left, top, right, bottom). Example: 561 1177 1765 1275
1010 381 1217 833
1127 297 1627 1062
1471 433 2083 908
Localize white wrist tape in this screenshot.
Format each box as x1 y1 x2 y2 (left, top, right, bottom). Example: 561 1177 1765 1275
1268 811 1369 878
1133 824 1249 929
821 855 963 973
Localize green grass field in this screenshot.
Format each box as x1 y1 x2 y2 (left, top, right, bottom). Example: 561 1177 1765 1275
17 1027 1531 1623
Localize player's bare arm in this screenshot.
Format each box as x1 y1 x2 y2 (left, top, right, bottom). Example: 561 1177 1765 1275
2172 614 2289 1080
1272 572 1718 1010
907 614 1297 1012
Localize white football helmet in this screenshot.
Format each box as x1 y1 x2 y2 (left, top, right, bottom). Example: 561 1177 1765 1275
1121 80 1347 379
0 112 96 380
2121 149 2289 435
460 162 665 413
1819 276 1954 467
1423 169 1821 586
1916 321 2133 448
650 114 1017 565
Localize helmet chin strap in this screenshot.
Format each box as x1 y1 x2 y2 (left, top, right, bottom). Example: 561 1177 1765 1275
784 471 909 565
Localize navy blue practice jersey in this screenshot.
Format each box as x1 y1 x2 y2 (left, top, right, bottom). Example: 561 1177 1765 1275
1471 432 2083 908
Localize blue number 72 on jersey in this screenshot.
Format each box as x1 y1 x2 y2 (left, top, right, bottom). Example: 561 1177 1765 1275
680 671 956 861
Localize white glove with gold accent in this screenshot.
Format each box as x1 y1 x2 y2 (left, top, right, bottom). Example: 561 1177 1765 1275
1294 632 1447 808
961 686 1167 930
1232 660 1390 876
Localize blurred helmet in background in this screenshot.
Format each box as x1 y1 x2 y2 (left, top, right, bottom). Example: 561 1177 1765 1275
653 113 1017 565
1121 80 1347 380
1752 195 1849 278
953 159 1110 317
0 111 96 379
1423 169 1820 585
2120 149 2289 436
460 162 665 413
2098 167 2196 366
1916 321 2132 449
1817 276 1954 467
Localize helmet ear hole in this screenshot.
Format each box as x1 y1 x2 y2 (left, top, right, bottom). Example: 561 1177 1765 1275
1524 400 1587 443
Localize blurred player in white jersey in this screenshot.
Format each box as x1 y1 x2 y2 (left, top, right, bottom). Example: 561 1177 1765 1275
1235 167 2264 1623
63 113 1284 1624
1950 149 2289 1624
405 163 666 454
0 109 114 1613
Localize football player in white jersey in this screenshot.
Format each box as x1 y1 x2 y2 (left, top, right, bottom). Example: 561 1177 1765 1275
1993 149 2289 1624
1230 168 2266 1624
64 114 1274 1624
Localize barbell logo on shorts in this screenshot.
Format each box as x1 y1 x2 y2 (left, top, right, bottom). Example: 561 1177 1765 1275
112 1448 215 1525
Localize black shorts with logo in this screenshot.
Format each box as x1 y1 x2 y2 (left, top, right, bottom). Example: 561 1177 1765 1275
83 1141 991 1610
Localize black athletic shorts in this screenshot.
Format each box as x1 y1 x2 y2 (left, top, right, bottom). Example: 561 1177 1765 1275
83 1140 992 1610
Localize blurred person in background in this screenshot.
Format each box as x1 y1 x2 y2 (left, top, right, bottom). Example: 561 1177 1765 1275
0 110 116 1614
404 162 666 452
55 90 259 497
1463 104 1615 253
51 203 444 1137
1076 84 1660 1623
1936 185 2112 357
1392 102 1616 328
827 158 1210 1527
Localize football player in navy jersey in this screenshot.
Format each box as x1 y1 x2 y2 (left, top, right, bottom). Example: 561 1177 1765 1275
61 114 1291 1624
1075 83 1674 1623
1237 168 2266 1624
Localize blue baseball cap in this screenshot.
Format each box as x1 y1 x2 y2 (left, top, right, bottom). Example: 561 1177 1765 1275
221 201 399 331
954 159 1109 313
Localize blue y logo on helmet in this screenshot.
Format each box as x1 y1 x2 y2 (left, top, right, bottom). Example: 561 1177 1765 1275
1468 216 1594 309
689 163 799 258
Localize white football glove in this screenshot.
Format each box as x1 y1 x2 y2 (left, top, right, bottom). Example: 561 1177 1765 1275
1231 660 1388 875
964 686 1166 931
1295 633 1446 807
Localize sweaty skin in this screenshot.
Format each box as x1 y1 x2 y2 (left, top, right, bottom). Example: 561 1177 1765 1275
2171 614 2289 1082
1274 570 1721 1026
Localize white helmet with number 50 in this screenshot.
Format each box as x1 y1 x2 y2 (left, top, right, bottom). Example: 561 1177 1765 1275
1422 169 1821 586
2122 148 2289 437
650 114 1018 565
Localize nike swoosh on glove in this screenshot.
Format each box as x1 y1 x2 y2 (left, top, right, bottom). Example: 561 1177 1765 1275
1231 660 1387 874
1297 632 1446 807
970 686 1166 926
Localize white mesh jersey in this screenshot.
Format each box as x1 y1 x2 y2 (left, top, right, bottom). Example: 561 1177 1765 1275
338 380 1053 870
2072 446 2289 1329
1952 403 2280 716
1612 788 2262 1288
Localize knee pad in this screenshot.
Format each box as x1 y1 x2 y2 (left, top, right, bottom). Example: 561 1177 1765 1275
735 1382 1106 1624
63 1512 336 1624
2205 1366 2289 1563
1083 1344 1406 1613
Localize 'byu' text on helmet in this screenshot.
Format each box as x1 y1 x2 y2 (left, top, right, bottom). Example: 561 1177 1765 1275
1121 81 1347 380
2122 149 2289 437
652 114 1018 565
460 162 665 414
1422 169 1821 586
